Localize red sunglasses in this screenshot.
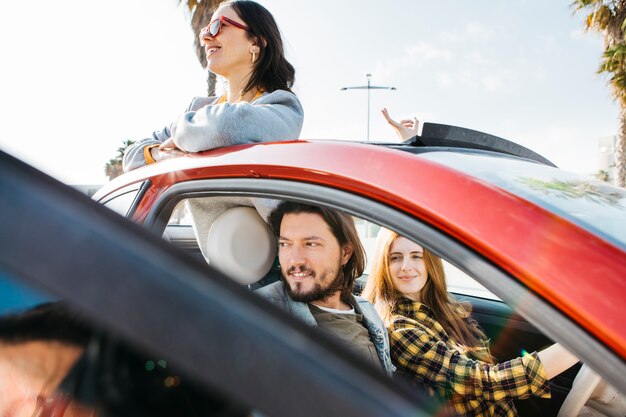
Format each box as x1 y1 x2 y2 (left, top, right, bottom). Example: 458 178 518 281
202 15 249 38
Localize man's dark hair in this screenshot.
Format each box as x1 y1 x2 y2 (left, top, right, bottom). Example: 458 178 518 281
268 202 366 300
225 0 295 94
0 302 92 346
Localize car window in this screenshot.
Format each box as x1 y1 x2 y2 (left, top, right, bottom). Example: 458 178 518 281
355 217 500 301
162 198 499 301
0 274 91 416
443 261 500 300
0 272 53 316
101 189 140 216
0 271 251 417
354 217 381 271
167 200 194 225
145 186 626 402
98 182 149 218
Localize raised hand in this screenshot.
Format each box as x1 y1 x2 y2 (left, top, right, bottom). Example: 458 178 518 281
381 107 420 141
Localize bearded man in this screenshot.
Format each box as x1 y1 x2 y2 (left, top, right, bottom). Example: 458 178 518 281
256 202 394 375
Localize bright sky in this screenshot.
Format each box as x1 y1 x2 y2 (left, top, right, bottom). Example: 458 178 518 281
0 0 617 184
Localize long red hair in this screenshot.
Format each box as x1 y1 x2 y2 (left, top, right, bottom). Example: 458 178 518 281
362 229 493 363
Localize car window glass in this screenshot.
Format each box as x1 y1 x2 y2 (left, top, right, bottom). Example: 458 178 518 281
0 272 54 315
0 271 250 417
355 217 500 301
162 198 500 301
167 200 194 225
102 190 139 216
443 261 500 300
354 217 380 273
0 273 89 416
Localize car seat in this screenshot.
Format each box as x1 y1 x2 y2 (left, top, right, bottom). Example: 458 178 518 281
185 197 279 264
204 206 277 285
185 197 282 287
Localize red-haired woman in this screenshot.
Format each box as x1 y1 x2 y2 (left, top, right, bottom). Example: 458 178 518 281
362 229 579 417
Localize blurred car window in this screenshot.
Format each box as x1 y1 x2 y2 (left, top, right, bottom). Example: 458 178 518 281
0 273 53 316
0 275 81 417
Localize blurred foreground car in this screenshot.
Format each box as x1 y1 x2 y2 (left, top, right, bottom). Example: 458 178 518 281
1 123 625 417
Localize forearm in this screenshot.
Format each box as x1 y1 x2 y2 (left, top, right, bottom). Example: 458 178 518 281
172 107 301 151
537 343 579 380
171 91 303 152
122 126 172 172
392 330 550 401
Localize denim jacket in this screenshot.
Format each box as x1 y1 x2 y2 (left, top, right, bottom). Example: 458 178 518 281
255 281 395 376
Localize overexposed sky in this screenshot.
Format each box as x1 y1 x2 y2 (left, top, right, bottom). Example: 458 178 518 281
0 0 618 184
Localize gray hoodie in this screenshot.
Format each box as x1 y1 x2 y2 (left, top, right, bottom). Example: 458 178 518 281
123 89 303 172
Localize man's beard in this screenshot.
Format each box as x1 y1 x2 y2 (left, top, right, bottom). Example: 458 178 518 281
282 263 344 303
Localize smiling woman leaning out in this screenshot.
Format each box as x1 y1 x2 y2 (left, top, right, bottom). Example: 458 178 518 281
362 229 579 417
123 0 303 172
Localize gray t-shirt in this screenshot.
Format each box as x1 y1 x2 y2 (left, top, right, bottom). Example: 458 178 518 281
308 304 383 371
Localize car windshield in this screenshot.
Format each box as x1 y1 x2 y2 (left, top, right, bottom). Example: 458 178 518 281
419 151 626 250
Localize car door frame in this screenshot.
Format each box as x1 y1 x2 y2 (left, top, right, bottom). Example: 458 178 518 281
144 177 626 394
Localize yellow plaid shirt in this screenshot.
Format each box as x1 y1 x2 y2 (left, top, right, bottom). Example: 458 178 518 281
389 298 550 416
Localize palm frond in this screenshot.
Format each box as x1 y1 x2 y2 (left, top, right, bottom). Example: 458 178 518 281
598 43 626 72
584 4 613 30
573 0 626 186
609 71 626 106
177 0 199 13
572 0 605 14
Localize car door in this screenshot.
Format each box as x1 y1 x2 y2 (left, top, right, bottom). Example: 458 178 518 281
140 175 625 417
0 150 438 417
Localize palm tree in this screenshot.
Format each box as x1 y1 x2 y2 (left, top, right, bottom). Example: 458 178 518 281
573 0 626 187
178 0 223 96
105 139 135 181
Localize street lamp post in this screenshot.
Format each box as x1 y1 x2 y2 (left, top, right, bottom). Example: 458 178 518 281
341 73 396 141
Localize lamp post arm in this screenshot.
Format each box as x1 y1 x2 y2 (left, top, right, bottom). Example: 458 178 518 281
340 74 396 141
340 86 395 90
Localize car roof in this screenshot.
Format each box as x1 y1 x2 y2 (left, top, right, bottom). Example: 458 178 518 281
94 121 556 201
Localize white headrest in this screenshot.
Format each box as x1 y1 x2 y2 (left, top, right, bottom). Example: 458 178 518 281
205 206 277 285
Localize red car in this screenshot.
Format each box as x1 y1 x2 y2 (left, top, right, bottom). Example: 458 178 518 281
1 122 625 416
